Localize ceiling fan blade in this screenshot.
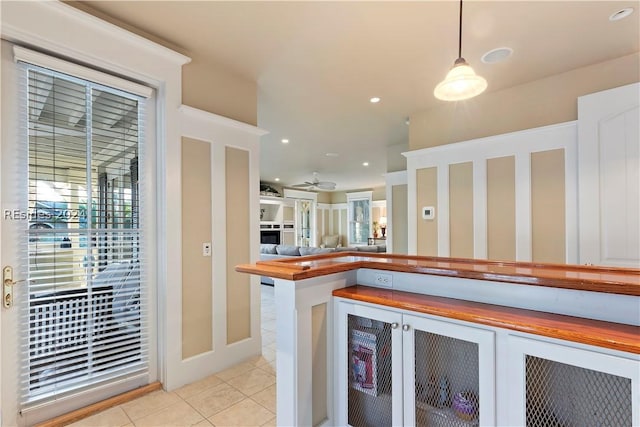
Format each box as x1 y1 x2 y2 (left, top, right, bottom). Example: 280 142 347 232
316 182 336 190
292 174 336 191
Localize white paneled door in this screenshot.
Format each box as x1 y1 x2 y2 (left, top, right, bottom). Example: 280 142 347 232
578 83 640 267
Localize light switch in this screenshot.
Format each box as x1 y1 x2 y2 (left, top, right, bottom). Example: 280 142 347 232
203 242 212 256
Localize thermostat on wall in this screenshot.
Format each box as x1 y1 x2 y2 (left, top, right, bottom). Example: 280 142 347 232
422 206 435 220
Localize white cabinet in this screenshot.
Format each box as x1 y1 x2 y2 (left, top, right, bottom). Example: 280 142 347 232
260 197 296 244
282 202 295 245
335 296 639 427
507 335 640 426
335 300 495 427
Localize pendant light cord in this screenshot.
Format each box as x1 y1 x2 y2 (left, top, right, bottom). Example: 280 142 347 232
458 0 463 59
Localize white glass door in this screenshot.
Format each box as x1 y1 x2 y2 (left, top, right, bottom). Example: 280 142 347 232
2 54 151 425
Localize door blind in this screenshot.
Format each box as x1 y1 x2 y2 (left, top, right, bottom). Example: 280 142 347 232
19 63 148 408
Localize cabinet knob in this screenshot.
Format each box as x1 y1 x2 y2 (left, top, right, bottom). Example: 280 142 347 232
391 322 399 329
402 324 410 331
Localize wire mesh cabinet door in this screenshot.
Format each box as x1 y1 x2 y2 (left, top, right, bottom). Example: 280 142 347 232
402 314 496 427
507 335 640 426
335 300 404 427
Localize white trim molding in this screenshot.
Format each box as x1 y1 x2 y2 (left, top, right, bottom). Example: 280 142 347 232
13 46 154 98
405 121 578 263
177 105 263 386
179 105 268 137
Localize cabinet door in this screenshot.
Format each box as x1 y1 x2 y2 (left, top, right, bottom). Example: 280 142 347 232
507 335 639 426
335 301 403 426
403 314 495 427
578 82 640 267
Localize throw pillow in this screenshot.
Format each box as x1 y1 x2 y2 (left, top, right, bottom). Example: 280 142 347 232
276 245 301 256
322 234 341 248
299 247 335 256
260 244 278 254
356 245 379 253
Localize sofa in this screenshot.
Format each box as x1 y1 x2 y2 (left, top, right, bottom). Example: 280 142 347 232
259 243 386 285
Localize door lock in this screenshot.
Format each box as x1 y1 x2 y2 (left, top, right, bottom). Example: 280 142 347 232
3 266 25 309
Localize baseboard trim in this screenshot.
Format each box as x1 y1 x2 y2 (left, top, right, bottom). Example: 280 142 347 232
34 382 162 427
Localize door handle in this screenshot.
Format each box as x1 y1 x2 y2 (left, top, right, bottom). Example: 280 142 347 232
3 266 25 309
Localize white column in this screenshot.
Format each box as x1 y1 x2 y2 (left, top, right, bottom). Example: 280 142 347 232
273 272 355 426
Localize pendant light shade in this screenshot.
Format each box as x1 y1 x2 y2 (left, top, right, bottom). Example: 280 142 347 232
434 0 487 101
434 57 487 101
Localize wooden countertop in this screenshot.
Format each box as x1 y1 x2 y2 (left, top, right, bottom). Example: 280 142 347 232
236 252 640 296
334 285 640 354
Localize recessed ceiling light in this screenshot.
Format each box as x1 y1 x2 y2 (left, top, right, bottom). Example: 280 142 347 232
363 162 369 166
610 7 634 21
481 47 513 64
370 97 381 103
325 152 339 157
275 178 280 182
281 139 289 144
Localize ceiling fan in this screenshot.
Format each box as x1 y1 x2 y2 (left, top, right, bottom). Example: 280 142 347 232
292 172 336 191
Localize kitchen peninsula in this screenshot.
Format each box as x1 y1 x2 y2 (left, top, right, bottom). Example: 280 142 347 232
236 253 639 426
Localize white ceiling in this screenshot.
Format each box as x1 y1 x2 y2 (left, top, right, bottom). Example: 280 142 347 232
73 1 639 192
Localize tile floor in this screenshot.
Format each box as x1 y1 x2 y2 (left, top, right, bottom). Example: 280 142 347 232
69 285 277 427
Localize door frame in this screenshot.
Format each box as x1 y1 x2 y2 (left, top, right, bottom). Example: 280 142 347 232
1 2 189 425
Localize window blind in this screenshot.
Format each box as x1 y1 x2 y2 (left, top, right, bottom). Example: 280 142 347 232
19 62 149 409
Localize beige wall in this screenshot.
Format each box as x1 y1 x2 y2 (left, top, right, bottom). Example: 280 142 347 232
316 191 332 204
391 184 408 254
387 142 408 173
181 138 213 359
226 147 251 344
449 162 474 258
531 149 566 263
330 192 347 204
183 58 257 126
410 53 640 150
487 156 516 261
416 167 437 256
371 186 386 201
67 2 258 126
409 53 638 262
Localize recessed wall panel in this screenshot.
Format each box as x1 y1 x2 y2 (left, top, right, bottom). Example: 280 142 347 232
340 208 348 248
312 303 328 425
487 156 516 261
416 167 437 256
449 162 474 258
181 138 212 358
332 209 339 235
531 149 566 263
392 184 408 254
226 146 251 344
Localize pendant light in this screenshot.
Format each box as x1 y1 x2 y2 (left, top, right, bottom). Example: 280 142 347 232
434 0 487 101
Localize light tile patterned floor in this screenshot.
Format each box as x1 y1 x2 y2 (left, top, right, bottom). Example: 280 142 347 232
69 285 277 427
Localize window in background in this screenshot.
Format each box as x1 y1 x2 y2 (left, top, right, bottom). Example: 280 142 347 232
347 191 373 246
